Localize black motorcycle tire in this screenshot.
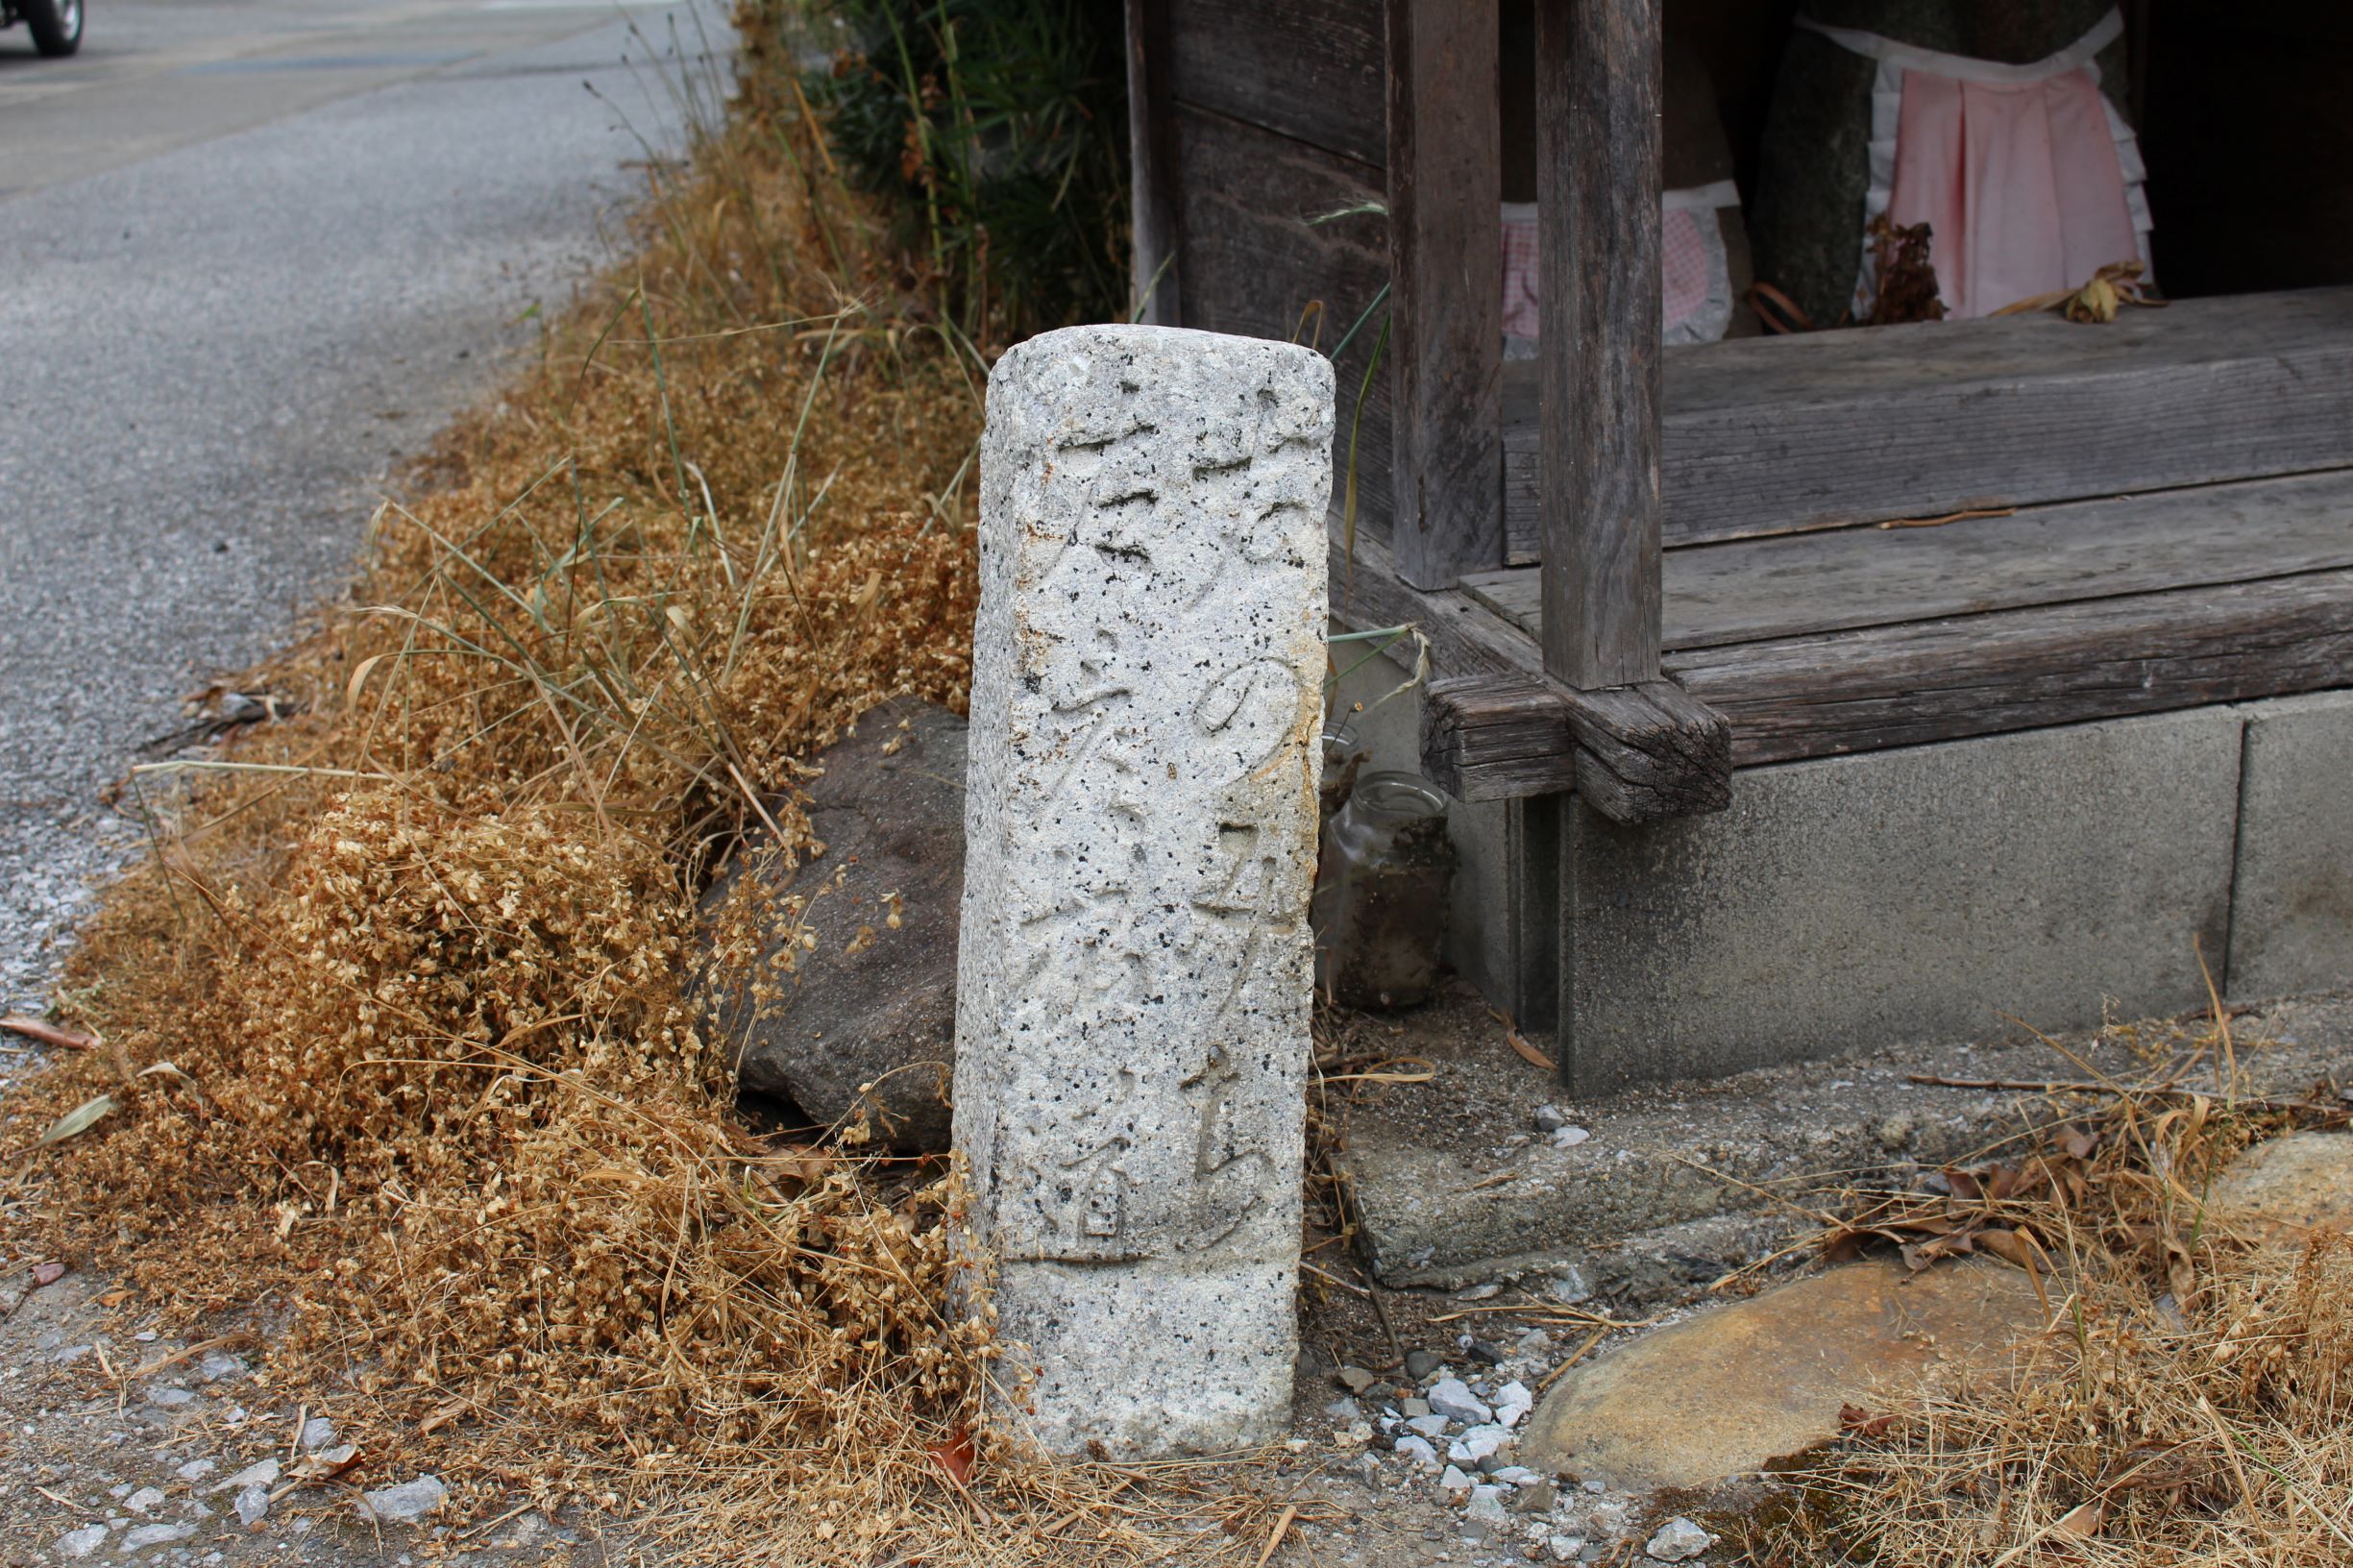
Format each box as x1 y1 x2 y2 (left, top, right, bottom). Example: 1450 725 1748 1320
22 0 84 57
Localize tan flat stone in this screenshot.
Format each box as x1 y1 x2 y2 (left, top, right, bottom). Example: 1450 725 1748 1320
1521 1257 2047 1492
2206 1131 2353 1244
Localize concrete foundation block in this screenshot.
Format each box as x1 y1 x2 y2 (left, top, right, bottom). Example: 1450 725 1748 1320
1559 708 2244 1094
2228 689 2353 997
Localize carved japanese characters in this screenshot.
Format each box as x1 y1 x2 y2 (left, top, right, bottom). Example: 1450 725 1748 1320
953 326 1333 1455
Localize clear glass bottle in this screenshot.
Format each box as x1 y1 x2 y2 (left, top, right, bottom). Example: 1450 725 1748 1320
1311 771 1456 1009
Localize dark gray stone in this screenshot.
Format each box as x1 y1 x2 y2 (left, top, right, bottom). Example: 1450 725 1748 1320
700 698 967 1151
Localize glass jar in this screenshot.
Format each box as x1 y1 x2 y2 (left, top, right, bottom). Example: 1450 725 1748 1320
1318 720 1367 835
1311 771 1456 1009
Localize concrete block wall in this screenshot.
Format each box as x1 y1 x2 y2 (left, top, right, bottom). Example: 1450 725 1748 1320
1329 627 2349 1095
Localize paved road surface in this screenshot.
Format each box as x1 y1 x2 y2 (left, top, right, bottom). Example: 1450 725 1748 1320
0 0 726 1009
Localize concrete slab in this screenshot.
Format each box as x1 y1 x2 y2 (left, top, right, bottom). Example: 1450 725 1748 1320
1336 987 2353 1294
2228 689 2353 998
1560 708 2244 1094
1520 1257 2047 1491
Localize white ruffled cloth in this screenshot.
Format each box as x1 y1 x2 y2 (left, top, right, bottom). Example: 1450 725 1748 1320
1501 180 1743 356
1800 6 2154 319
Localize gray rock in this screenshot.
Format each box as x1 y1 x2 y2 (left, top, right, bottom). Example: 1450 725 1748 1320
196 1352 247 1382
125 1488 164 1514
1438 1464 1474 1494
1393 1434 1440 1468
298 1416 336 1451
145 1387 195 1409
208 1460 278 1496
172 1460 215 1483
700 697 967 1152
1406 1413 1449 1439
1646 1516 1715 1562
1336 1364 1377 1394
1428 1377 1493 1425
119 1523 197 1551
1401 1397 1432 1418
361 1475 448 1523
1324 1396 1362 1422
1405 1348 1443 1381
56 1525 108 1558
233 1485 269 1526
1465 1486 1510 1528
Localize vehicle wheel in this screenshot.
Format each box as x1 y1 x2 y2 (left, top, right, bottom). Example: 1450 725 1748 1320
23 0 84 57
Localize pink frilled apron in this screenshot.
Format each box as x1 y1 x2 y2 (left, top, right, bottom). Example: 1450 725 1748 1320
1800 6 2154 319
1501 180 1744 355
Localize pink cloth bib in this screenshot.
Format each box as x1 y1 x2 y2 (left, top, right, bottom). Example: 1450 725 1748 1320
1803 8 2154 319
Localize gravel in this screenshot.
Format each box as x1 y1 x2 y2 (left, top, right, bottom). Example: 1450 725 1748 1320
361 1476 449 1524
1426 1378 1492 1425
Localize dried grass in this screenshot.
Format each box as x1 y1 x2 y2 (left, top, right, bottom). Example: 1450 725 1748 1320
0 8 1283 1560
1746 1031 2353 1568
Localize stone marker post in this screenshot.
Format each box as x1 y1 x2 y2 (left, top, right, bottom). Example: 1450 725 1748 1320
953 326 1334 1456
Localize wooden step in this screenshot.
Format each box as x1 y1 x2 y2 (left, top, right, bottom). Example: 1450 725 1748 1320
1465 468 2353 651
1497 287 2353 557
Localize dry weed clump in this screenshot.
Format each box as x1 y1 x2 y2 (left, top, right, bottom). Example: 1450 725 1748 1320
1750 1050 2353 1568
0 7 1281 1561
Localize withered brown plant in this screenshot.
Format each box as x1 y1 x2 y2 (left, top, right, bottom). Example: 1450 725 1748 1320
0 6 1281 1561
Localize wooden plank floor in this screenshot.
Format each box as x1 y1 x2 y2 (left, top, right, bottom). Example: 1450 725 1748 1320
1464 468 2353 651
1493 286 2353 557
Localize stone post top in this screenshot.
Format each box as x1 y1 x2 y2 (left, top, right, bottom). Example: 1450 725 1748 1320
988 324 1335 411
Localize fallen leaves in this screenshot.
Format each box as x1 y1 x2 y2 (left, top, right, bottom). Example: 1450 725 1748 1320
1993 259 2166 324
36 1093 117 1147
0 1016 98 1050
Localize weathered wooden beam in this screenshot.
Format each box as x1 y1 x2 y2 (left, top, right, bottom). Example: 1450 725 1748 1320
1124 0 1182 325
1673 568 2353 769
1336 530 1728 820
1534 0 1663 689
1384 0 1504 589
1422 674 1728 819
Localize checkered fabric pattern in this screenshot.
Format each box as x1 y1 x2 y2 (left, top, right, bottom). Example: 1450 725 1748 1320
1500 205 1717 339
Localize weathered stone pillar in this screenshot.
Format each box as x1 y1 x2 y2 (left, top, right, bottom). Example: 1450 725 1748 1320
953 326 1333 1456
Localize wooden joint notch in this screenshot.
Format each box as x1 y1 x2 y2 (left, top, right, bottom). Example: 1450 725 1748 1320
1421 673 1730 822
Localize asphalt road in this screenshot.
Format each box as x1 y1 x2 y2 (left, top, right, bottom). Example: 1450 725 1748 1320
0 0 728 1010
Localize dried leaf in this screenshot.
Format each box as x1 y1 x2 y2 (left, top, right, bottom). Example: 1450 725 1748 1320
33 1261 66 1286
1839 1403 1898 1438
929 1427 974 1484
1505 1031 1556 1071
2053 1499 2106 1538
0 1016 98 1051
36 1094 117 1147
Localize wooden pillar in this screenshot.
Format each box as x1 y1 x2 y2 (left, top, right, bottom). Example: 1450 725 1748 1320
1534 0 1661 689
1126 0 1181 326
1385 0 1504 591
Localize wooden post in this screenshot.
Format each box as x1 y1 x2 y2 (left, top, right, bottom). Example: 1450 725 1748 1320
1534 0 1661 688
1385 0 1503 591
1126 0 1181 326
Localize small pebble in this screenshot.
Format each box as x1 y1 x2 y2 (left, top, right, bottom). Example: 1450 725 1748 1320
1645 1516 1715 1562
1547 1535 1585 1563
1550 1124 1591 1149
299 1416 336 1451
1533 1103 1568 1132
56 1526 109 1559
1464 1485 1510 1528
361 1475 449 1523
174 1460 216 1483
1406 1413 1449 1439
119 1523 197 1551
1400 1397 1432 1418
1336 1365 1376 1395
210 1460 279 1496
1393 1434 1440 1468
125 1487 165 1514
196 1352 248 1384
234 1485 270 1527
1404 1349 1442 1381
1465 1337 1506 1365
1428 1378 1493 1425
147 1388 196 1410
1437 1464 1474 1496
